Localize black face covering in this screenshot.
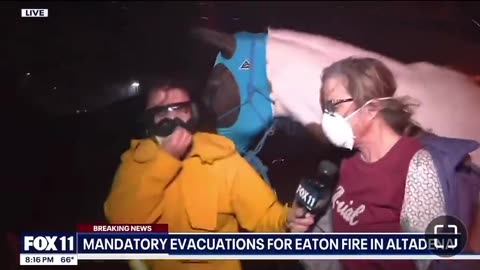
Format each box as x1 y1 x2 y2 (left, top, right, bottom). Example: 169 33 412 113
142 102 199 138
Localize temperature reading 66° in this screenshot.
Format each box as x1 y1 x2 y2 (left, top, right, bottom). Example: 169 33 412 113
61 256 75 263
21 254 77 266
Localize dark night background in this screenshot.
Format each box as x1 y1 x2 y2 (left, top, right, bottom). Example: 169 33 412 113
3 1 480 269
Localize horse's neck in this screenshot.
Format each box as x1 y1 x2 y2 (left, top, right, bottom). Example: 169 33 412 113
268 28 407 73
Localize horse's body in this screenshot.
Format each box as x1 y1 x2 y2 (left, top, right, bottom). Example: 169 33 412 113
194 27 480 165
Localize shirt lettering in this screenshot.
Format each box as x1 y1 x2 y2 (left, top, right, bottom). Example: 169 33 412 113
332 185 366 226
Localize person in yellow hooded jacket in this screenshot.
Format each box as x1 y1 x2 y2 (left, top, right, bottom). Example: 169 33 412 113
104 77 315 270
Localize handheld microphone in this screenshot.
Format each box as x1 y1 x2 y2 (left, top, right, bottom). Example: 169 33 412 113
294 160 338 215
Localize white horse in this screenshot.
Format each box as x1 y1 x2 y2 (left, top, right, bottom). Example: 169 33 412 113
193 27 480 165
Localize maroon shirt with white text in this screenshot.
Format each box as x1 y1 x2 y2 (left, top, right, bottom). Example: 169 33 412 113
332 136 423 270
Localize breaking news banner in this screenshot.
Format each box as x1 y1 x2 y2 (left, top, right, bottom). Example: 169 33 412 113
20 216 480 266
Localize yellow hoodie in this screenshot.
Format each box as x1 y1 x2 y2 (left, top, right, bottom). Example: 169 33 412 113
104 132 290 270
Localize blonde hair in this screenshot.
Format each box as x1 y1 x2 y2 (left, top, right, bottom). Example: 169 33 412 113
320 57 424 136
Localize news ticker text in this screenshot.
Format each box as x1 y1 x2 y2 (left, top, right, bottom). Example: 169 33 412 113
20 233 476 265
19 217 478 266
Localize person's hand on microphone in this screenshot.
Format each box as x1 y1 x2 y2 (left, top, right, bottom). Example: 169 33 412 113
162 127 192 159
287 203 316 232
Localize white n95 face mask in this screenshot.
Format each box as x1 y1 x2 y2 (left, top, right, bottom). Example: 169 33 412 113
322 111 356 150
321 97 393 150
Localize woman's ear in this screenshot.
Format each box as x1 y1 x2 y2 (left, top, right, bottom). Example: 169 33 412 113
365 101 384 119
364 104 381 120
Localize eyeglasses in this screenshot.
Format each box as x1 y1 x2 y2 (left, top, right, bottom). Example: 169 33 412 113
324 98 353 114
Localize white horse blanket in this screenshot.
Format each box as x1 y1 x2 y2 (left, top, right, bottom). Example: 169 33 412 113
266 28 480 165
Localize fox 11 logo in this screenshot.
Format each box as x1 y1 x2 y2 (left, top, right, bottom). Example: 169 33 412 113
22 233 76 253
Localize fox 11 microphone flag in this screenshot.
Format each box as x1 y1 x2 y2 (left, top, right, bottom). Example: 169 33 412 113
20 223 478 266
